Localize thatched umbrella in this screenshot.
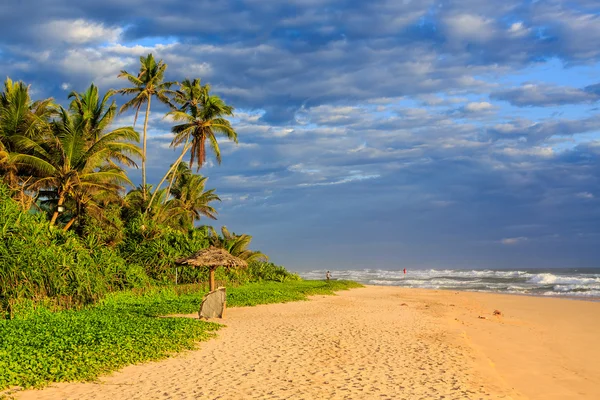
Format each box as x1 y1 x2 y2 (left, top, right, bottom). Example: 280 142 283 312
176 246 248 291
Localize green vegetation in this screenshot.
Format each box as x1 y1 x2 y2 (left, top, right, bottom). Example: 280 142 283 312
0 185 145 318
0 280 361 390
227 280 363 307
0 309 219 390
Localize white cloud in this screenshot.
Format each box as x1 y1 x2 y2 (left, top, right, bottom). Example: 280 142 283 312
507 22 529 37
491 83 599 107
59 48 131 86
501 237 528 245
444 14 496 43
576 192 594 199
297 173 380 187
499 146 554 157
42 19 122 44
103 43 178 56
464 101 494 113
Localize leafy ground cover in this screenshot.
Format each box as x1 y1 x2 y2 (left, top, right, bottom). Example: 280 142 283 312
99 279 363 316
227 280 363 307
0 280 361 391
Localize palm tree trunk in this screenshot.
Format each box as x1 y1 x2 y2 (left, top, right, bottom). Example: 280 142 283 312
163 137 191 205
141 97 152 201
49 195 65 226
62 217 76 232
146 141 193 212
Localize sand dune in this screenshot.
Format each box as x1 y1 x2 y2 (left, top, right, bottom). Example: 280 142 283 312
16 286 599 399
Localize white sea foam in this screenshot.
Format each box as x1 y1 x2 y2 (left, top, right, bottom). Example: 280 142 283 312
527 273 600 286
299 268 600 298
542 290 600 297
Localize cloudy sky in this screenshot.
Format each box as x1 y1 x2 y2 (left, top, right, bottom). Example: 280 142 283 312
2 0 600 270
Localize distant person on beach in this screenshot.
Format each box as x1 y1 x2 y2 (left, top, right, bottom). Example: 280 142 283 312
326 271 331 281
403 268 407 275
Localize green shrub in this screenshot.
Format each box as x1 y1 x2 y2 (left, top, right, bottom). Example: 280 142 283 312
244 261 302 283
117 218 210 283
80 205 125 247
0 183 327 322
0 186 148 318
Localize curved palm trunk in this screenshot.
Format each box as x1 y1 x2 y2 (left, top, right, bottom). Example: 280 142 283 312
163 171 178 205
163 137 191 205
49 195 65 226
146 140 193 212
141 97 152 201
62 217 76 232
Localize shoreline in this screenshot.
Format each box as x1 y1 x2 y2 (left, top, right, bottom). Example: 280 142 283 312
303 267 600 301
359 282 600 302
14 284 599 399
319 276 600 302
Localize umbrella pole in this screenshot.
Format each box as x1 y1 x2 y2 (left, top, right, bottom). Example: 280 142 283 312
209 267 216 292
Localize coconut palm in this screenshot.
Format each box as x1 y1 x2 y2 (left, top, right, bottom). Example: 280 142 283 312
117 53 177 200
208 226 267 262
0 77 55 207
163 170 220 230
170 79 237 169
122 184 155 216
0 78 55 142
147 79 237 208
12 107 140 227
68 83 116 143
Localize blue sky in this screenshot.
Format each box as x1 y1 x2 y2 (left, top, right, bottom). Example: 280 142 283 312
1 0 600 270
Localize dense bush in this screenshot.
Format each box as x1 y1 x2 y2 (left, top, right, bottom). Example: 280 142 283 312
80 205 126 247
0 186 306 318
244 261 301 283
0 186 147 318
117 216 211 282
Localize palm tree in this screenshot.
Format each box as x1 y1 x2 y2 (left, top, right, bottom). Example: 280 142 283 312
0 78 55 142
0 77 55 207
170 79 237 169
122 184 155 217
12 107 140 227
147 79 237 208
117 53 176 201
161 167 220 230
68 83 116 143
208 226 267 262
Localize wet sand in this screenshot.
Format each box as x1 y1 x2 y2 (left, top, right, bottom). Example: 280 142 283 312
15 286 600 399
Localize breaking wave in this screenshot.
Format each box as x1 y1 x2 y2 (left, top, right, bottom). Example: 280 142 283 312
299 268 600 299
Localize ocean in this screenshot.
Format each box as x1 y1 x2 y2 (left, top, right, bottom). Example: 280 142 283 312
299 268 600 299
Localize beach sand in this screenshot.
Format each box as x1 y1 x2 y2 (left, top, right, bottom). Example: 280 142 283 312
15 286 600 400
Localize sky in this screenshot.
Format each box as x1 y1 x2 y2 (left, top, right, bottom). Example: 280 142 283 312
1 0 600 271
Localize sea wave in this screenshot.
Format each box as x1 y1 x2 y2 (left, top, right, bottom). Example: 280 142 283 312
527 273 600 286
299 268 600 299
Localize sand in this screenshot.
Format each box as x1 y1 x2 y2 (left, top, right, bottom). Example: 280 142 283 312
14 286 600 400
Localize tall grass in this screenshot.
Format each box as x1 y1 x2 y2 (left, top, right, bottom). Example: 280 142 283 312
117 217 211 283
1 186 311 319
0 186 148 318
